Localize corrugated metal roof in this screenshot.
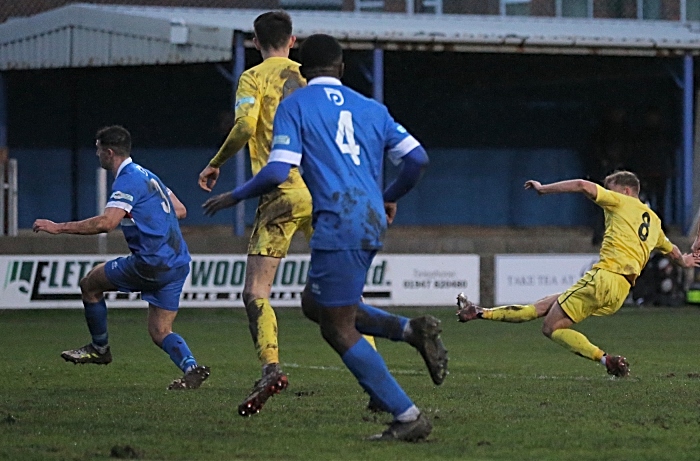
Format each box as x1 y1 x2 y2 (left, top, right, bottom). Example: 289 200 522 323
0 4 233 69
1 3 700 69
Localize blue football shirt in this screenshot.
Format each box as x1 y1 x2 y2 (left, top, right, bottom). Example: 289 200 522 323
105 158 191 269
269 77 420 250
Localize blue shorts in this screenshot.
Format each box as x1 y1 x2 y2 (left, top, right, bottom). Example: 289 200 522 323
307 249 376 307
104 255 189 311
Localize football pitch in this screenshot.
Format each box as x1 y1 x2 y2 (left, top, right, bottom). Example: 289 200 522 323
2 306 700 461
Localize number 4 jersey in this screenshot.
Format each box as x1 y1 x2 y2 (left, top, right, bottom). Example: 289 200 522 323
592 184 673 277
106 158 191 270
268 76 421 251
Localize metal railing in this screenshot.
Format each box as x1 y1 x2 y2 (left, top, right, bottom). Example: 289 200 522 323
96 167 107 254
0 159 18 237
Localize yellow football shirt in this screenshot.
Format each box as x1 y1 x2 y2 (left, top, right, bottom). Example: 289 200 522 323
214 56 306 189
592 184 673 277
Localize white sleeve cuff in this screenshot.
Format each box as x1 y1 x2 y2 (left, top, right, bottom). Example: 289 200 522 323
269 149 302 166
106 201 133 213
388 136 420 165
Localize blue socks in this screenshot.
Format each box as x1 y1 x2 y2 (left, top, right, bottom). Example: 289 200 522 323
83 299 108 347
161 333 197 372
83 299 197 373
356 301 409 341
341 337 413 418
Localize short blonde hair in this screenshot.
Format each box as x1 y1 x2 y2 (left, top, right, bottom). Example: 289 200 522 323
603 170 640 195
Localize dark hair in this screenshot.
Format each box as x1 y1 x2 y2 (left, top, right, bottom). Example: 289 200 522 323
604 170 640 194
299 34 342 70
96 125 131 157
253 11 293 50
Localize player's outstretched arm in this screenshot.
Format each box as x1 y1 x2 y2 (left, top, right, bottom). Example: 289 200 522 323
202 161 291 217
201 191 239 217
524 179 597 200
33 207 125 235
692 224 700 254
666 244 700 268
198 116 256 192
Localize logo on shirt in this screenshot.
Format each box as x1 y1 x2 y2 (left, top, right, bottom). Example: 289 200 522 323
273 135 291 146
110 191 134 202
324 88 344 106
396 125 407 134
235 96 255 109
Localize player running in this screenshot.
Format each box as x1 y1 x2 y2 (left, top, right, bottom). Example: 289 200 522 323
197 11 311 416
33 125 210 390
198 11 387 416
202 34 443 442
457 171 700 376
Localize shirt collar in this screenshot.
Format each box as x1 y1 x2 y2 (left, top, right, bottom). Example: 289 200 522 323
308 76 342 86
116 157 133 177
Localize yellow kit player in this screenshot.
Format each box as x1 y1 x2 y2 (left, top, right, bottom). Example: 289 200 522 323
456 171 700 377
198 11 379 416
198 11 310 416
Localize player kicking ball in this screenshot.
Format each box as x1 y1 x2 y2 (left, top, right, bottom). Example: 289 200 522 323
456 171 700 376
33 125 210 390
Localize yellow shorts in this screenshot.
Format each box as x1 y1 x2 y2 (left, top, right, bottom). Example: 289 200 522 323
248 187 313 258
557 268 631 323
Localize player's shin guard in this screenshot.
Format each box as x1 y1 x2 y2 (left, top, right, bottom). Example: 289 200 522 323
247 298 279 366
342 337 413 418
356 301 408 341
483 304 537 322
83 298 108 347
161 332 197 372
550 328 605 362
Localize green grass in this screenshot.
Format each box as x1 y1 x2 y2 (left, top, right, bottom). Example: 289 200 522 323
2 307 700 460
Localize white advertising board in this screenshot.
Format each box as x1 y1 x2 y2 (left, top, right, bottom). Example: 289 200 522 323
0 254 479 309
495 254 599 305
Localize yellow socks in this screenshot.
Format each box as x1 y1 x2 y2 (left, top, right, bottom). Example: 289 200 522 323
247 298 279 365
550 329 605 362
246 298 378 364
483 304 537 323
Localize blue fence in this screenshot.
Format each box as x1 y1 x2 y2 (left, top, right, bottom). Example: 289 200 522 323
16 147 589 229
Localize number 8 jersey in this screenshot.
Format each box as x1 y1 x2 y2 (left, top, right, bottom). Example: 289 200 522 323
269 76 421 250
106 158 191 269
592 184 673 279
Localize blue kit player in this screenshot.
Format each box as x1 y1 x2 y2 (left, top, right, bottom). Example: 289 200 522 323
33 125 210 390
203 34 443 441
